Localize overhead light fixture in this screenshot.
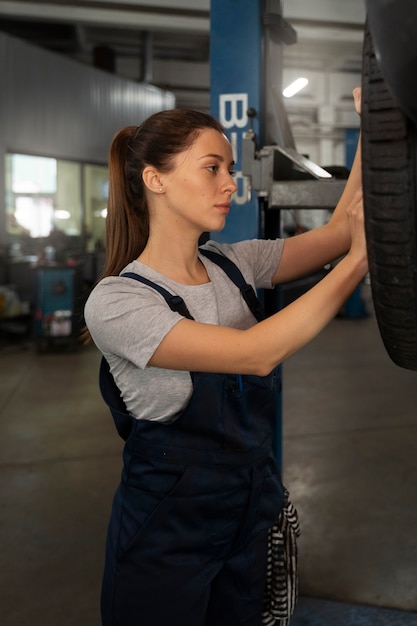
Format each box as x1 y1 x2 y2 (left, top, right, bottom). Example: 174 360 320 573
283 77 309 98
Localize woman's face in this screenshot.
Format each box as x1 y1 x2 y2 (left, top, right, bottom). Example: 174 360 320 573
160 128 238 234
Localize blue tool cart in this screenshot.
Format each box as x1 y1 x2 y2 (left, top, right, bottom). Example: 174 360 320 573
34 266 81 352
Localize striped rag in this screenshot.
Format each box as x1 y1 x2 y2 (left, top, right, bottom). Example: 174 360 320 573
262 489 301 626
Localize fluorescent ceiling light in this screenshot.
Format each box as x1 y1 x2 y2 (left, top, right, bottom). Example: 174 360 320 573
283 77 309 98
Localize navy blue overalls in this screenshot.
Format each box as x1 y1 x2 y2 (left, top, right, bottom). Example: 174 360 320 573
99 249 285 626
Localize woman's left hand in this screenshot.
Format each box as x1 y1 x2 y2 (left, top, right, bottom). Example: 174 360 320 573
353 86 361 115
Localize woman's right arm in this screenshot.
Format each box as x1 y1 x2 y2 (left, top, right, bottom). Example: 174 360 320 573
149 195 368 376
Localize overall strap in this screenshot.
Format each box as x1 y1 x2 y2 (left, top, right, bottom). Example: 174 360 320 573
100 273 193 441
199 248 265 322
121 272 194 319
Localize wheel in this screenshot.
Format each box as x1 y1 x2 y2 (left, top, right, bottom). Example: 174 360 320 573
361 23 417 370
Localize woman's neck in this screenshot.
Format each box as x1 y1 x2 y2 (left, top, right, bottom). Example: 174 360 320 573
137 237 209 285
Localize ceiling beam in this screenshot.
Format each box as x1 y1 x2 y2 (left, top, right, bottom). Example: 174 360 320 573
0 1 210 34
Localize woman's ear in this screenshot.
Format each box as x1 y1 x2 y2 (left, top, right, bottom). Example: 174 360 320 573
142 166 164 194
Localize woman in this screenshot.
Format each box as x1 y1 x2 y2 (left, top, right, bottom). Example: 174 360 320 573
85 89 366 626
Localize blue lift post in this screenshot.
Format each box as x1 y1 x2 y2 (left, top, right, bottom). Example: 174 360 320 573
210 0 297 468
209 0 263 244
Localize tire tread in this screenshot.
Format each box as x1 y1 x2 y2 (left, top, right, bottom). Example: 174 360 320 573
362 25 417 369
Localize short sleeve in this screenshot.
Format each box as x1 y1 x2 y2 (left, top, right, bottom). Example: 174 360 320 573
84 275 184 369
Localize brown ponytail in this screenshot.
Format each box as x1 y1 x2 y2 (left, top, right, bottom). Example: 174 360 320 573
103 126 149 277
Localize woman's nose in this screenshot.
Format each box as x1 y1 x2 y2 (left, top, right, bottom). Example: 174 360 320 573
224 174 238 194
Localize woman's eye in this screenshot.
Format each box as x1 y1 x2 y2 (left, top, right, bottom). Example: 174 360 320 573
207 165 218 173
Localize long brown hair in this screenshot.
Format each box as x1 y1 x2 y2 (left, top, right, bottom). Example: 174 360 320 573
82 109 224 344
103 108 224 278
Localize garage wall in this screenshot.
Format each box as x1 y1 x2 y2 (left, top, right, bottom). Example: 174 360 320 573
0 32 175 246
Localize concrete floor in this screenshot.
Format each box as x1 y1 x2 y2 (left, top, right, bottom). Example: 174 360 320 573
1 284 417 625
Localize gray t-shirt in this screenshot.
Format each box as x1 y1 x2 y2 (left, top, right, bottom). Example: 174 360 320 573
84 239 284 422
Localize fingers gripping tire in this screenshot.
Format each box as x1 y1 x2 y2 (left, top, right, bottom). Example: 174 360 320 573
362 24 417 370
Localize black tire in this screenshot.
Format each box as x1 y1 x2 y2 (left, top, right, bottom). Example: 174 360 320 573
361 23 417 370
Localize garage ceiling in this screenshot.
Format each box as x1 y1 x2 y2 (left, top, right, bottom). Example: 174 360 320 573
0 0 367 109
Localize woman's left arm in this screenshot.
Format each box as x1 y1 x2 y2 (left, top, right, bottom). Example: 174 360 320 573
272 88 362 285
